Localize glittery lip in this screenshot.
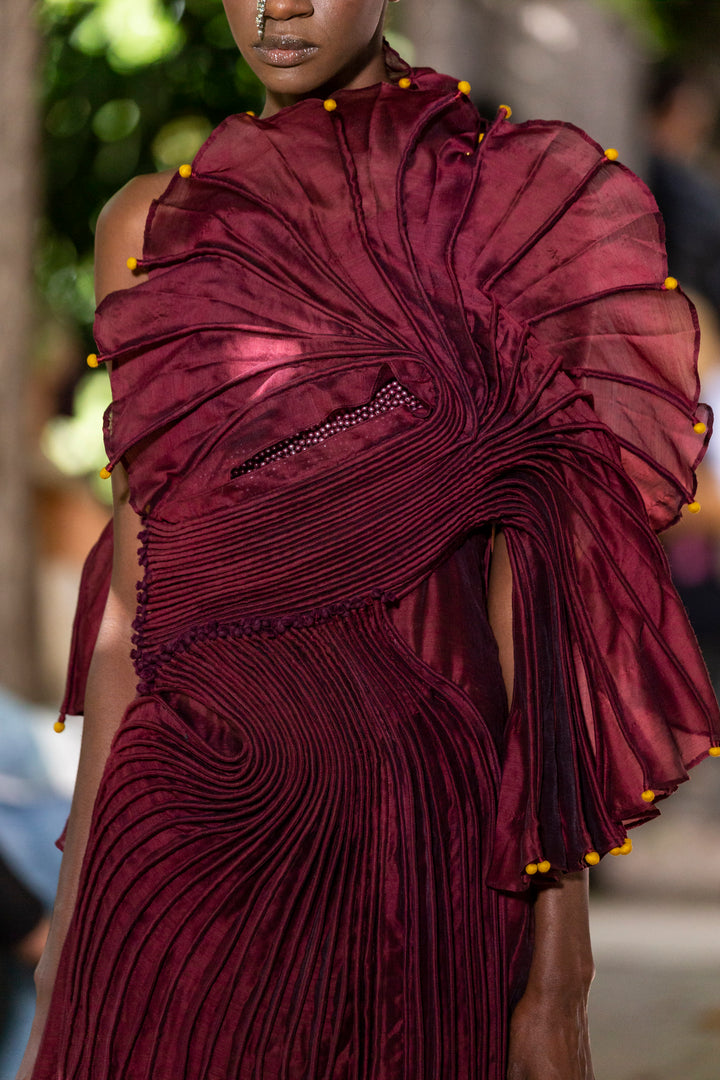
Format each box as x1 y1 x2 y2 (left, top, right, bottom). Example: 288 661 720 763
253 35 319 68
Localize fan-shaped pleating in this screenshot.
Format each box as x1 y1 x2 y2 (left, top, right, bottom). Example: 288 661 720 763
452 116 710 530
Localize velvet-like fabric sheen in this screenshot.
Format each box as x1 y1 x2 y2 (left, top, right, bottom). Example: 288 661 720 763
38 51 720 1080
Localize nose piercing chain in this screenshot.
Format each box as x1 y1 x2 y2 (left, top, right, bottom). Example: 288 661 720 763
257 0 266 39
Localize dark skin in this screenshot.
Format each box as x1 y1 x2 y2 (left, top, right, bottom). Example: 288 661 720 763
489 532 594 1080
17 4 594 1077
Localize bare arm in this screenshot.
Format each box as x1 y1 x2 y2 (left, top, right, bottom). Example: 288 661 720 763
487 529 595 1080
15 172 172 1080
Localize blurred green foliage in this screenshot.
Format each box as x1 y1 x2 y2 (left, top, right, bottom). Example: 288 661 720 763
37 0 262 487
606 0 720 61
38 0 262 340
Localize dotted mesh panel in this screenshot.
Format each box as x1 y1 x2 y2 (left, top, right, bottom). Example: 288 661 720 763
230 378 426 477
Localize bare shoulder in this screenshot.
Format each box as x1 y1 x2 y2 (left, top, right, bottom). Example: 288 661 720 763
94 169 175 305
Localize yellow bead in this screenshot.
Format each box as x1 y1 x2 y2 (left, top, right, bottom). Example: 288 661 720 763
694 421 707 434
664 276 678 290
323 99 338 112
178 163 192 178
86 353 99 368
478 132 485 144
126 256 138 271
641 789 655 803
458 80 472 95
499 103 512 118
398 77 412 89
585 851 601 866
245 110 256 116
53 720 65 733
610 846 623 856
688 501 701 514
537 860 551 874
709 746 720 757
604 147 619 161
100 466 112 480
525 862 538 875
620 839 633 854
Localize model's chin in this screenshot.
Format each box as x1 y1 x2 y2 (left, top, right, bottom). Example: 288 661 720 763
256 63 338 100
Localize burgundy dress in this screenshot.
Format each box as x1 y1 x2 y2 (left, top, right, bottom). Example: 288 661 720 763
34 54 720 1080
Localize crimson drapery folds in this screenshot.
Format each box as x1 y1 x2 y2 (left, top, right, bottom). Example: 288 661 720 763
41 54 719 1080
92 62 718 882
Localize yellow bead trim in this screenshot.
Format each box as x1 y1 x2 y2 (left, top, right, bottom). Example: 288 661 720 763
86 353 99 368
604 147 619 161
54 720 66 733
100 466 112 480
478 132 485 144
610 846 623 856
525 862 538 875
620 838 633 854
458 80 472 95
585 851 601 866
664 276 678 290
398 77 412 89
694 421 707 434
499 103 512 118
323 99 338 112
178 163 192 178
688 501 702 514
126 256 138 271
641 789 655 803
537 860 551 874
709 747 720 757
245 110 256 117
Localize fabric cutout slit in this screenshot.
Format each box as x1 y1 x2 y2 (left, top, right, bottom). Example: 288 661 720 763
230 375 428 478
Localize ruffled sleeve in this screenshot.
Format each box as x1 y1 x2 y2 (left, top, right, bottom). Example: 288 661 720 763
57 518 113 727
453 115 720 890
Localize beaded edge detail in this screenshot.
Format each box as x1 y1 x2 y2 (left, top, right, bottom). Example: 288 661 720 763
130 521 154 694
130 526 398 696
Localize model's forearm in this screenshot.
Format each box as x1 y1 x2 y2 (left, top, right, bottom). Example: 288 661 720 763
526 871 595 999
35 604 137 1003
507 874 595 1080
16 474 141 1080
16 617 136 1080
38 466 141 993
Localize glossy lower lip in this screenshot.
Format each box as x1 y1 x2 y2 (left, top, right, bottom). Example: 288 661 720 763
253 44 319 67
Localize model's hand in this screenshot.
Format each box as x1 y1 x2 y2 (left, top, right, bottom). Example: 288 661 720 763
506 987 594 1080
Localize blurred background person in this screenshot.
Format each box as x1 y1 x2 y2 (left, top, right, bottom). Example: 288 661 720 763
645 60 720 691
647 62 720 323
0 688 75 1079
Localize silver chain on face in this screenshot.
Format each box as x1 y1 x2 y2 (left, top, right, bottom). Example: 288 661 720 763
256 0 266 39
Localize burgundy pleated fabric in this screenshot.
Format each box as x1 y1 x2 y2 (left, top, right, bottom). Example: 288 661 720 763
36 50 720 1080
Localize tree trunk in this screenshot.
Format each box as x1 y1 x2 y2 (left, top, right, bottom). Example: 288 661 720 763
0 0 38 697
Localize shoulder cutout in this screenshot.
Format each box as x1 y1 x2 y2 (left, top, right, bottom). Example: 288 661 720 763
94 170 175 306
